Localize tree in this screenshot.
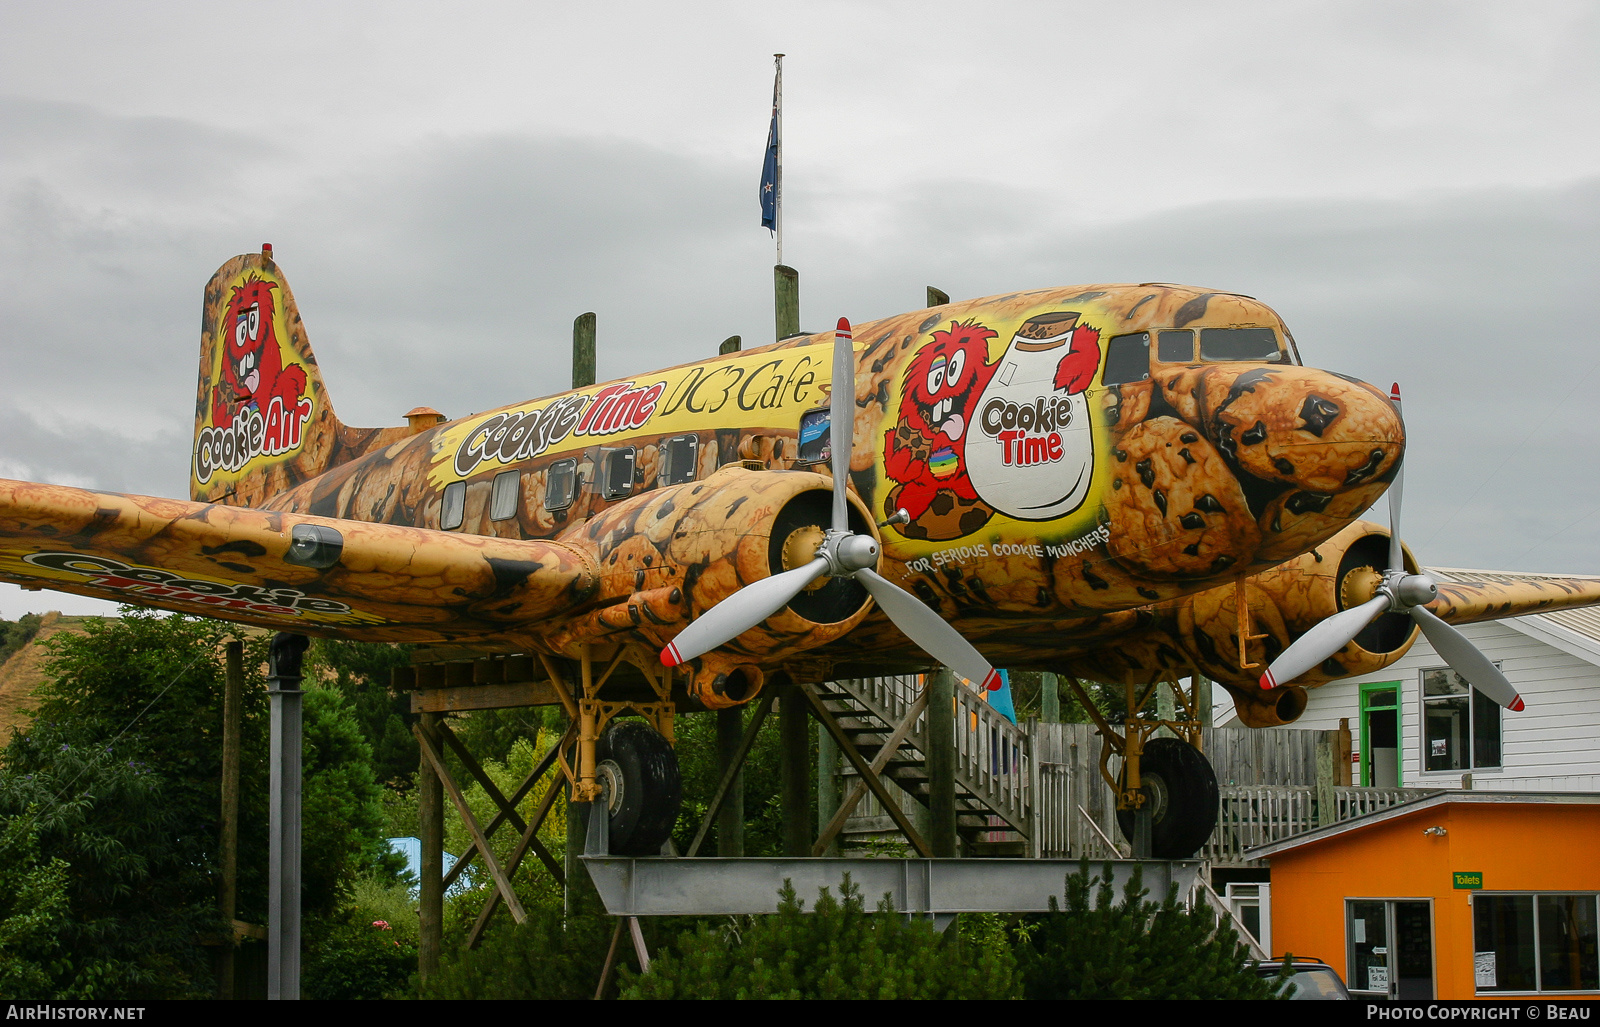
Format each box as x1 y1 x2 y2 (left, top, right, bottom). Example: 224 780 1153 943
1015 859 1287 999
620 876 1021 1000
0 610 400 998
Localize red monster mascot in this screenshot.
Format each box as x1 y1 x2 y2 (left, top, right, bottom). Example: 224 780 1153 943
211 277 309 438
883 320 1001 524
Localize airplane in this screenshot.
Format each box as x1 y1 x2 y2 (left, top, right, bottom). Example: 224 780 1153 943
5 245 1600 859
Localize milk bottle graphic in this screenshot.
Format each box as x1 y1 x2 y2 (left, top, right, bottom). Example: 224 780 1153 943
966 311 1096 520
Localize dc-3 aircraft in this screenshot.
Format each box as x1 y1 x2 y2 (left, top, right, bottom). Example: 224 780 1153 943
5 247 1599 859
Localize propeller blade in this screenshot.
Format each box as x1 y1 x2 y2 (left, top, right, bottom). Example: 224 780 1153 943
1411 605 1526 711
830 317 854 533
1259 594 1390 690
661 556 829 667
1388 383 1404 573
854 567 999 690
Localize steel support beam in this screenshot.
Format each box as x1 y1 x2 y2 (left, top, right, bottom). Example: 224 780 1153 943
266 633 308 1001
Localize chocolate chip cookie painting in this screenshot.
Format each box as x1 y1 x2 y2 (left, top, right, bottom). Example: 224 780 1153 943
871 287 1404 615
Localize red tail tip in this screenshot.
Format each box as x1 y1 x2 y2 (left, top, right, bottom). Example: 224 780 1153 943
1259 670 1277 690
836 317 852 337
660 642 683 668
983 670 1001 691
1509 695 1525 712
1390 382 1401 401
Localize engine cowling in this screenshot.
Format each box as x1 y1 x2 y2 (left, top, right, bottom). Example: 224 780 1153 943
1173 519 1420 725
545 464 876 708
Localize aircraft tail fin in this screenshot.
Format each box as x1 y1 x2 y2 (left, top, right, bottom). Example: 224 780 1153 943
191 246 407 506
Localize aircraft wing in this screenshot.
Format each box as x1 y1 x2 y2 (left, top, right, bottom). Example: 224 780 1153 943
1426 569 1600 626
0 478 599 643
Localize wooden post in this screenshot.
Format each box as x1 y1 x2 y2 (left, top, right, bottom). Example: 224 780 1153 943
1195 673 1213 753
715 708 745 857
926 668 959 858
779 680 810 856
1315 735 1336 827
774 265 799 341
1040 670 1060 724
926 286 949 307
573 312 596 389
1336 717 1353 787
217 639 243 999
719 335 741 355
816 722 839 857
417 712 443 982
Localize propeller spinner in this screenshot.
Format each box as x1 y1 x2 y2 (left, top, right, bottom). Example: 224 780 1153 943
661 318 1000 691
1259 384 1525 712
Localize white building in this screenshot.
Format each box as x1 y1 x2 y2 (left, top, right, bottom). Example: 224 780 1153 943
1217 568 1600 793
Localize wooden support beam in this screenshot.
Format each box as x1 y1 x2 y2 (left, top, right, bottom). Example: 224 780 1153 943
573 312 596 389
925 668 958 858
774 265 799 340
417 713 443 981
413 723 528 924
686 692 775 857
780 681 810 857
410 678 565 713
812 689 927 856
799 683 932 858
716 707 745 857
464 730 574 948
437 721 528 835
217 639 244 1000
437 722 571 891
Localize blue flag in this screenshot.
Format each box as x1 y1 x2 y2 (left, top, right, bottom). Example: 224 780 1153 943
759 91 778 230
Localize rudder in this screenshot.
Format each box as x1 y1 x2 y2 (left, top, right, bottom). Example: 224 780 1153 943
192 245 375 506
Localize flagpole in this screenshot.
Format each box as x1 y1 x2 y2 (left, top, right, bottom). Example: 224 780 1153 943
774 53 784 268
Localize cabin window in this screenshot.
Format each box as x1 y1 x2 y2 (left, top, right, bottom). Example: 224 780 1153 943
1199 327 1283 363
545 459 577 512
797 408 831 464
1472 894 1599 993
1156 329 1196 362
1421 666 1501 772
1100 332 1151 386
661 434 699 486
440 481 466 530
602 448 635 501
489 471 520 521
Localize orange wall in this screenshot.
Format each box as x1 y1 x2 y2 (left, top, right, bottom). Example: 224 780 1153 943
1269 803 1600 999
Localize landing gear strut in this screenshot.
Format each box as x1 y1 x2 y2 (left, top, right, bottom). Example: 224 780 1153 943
1064 676 1218 859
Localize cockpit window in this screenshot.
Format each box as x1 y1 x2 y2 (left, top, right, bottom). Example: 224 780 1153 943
1199 327 1283 362
1157 330 1196 362
1101 332 1151 385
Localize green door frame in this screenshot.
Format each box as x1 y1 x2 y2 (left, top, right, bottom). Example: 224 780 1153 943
1358 681 1402 788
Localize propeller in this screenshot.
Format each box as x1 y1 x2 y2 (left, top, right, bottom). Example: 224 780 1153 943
661 317 1000 691
1258 383 1525 711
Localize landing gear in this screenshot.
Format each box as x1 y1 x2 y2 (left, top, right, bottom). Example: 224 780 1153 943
596 720 683 856
1114 737 1218 859
1062 675 1220 860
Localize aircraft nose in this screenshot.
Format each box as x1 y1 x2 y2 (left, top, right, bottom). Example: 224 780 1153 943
1203 365 1404 495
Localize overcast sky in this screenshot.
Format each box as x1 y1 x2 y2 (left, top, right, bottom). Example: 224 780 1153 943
3 1 1598 619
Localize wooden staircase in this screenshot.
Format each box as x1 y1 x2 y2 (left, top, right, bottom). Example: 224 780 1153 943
813 675 1033 854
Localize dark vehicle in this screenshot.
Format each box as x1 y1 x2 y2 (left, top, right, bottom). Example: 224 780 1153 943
1256 958 1352 1000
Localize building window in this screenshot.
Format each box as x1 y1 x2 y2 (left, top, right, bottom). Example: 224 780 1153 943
1225 882 1271 954
1421 666 1501 772
1473 894 1599 993
440 481 466 530
1347 899 1435 999
489 471 520 521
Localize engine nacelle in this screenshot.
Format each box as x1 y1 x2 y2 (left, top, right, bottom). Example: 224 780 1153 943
546 464 875 708
1173 519 1420 725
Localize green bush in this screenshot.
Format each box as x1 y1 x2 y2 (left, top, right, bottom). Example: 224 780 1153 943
620 876 1020 1000
415 903 617 1000
1015 859 1287 999
302 912 417 1000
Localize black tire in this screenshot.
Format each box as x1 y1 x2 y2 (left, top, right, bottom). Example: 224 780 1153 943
1115 737 1219 859
595 720 682 856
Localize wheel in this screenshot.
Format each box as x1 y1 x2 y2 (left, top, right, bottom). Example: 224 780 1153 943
594 720 682 856
1115 737 1219 859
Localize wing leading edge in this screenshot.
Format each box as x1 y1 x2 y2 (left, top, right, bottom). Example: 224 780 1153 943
0 478 599 644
